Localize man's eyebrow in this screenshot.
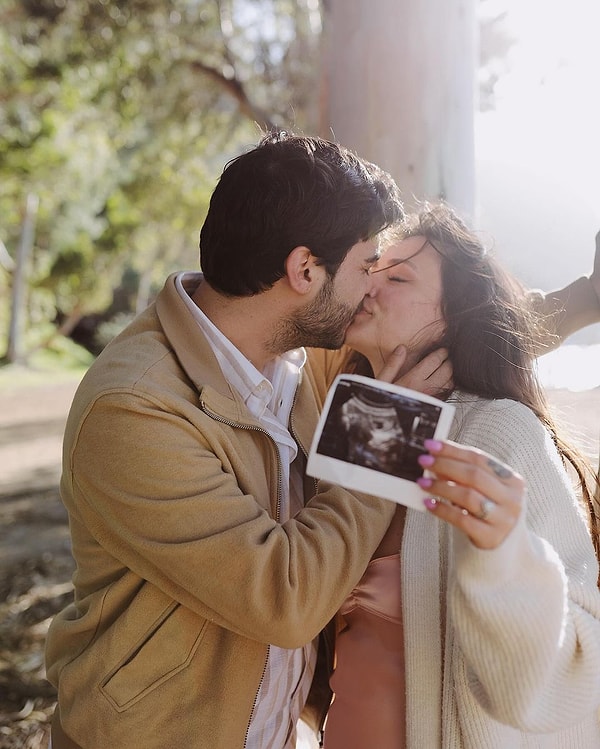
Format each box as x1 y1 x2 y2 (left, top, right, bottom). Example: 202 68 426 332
370 238 430 273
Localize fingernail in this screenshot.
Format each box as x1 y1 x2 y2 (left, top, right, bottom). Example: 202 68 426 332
424 439 443 452
418 454 435 467
423 497 438 511
417 476 433 488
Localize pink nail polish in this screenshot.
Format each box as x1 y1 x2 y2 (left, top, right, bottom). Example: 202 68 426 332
424 439 443 452
418 454 435 468
417 476 433 488
423 497 438 510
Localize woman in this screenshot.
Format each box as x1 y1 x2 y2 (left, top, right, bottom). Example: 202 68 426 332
322 204 600 748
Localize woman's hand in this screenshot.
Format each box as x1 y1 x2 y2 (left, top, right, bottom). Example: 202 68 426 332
377 345 453 397
416 439 526 549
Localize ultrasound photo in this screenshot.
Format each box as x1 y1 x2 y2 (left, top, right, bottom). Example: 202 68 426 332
307 374 455 511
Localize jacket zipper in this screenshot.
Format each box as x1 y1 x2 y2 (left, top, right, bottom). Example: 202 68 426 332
199 400 283 522
291 383 326 747
316 619 336 746
243 656 269 749
199 399 283 747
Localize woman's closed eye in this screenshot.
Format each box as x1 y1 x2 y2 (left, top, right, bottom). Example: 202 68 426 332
383 263 418 284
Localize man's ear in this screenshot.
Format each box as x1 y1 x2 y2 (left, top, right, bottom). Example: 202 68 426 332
284 246 324 295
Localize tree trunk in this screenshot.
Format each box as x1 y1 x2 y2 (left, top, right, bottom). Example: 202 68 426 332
5 193 38 364
319 0 477 217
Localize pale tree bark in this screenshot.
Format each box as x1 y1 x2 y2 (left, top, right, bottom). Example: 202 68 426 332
0 240 14 272
5 193 38 364
319 0 477 217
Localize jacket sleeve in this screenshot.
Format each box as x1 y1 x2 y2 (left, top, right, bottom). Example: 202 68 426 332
66 390 395 649
447 399 600 732
304 346 351 395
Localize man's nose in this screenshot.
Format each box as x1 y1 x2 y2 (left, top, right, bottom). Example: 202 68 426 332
365 271 379 297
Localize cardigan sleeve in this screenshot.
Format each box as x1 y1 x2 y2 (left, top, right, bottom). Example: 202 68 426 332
447 397 600 732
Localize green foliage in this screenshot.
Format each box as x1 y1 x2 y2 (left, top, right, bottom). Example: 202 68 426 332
0 0 507 361
0 0 320 355
0 317 94 376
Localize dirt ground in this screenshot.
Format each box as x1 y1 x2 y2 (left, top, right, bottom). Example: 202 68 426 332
0 377 598 748
0 379 79 749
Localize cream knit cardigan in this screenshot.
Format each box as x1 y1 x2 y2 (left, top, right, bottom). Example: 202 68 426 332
402 392 600 748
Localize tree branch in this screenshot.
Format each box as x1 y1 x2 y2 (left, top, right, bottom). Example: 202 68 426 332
189 60 276 131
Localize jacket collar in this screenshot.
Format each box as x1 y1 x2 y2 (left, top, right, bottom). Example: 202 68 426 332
156 273 314 439
156 273 252 423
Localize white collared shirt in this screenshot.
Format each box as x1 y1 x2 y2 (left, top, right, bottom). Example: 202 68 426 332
176 272 317 748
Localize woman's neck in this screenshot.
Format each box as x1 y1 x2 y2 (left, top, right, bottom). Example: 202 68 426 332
366 350 416 380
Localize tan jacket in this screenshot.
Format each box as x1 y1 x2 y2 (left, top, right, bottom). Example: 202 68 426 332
45 274 394 749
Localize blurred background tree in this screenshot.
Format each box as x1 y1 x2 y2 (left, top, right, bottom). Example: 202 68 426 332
0 0 510 362
319 0 515 215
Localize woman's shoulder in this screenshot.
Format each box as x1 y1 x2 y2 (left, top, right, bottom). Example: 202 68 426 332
447 391 551 465
448 391 540 429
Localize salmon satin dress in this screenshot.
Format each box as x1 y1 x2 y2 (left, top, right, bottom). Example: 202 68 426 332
323 553 405 749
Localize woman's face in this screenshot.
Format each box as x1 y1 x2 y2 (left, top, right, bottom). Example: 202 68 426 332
345 235 445 375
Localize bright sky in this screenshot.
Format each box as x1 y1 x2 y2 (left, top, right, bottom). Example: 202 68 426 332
490 0 600 165
475 0 600 302
474 0 600 385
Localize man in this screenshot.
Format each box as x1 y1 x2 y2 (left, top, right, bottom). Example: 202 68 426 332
45 131 449 749
530 229 600 353
531 229 600 503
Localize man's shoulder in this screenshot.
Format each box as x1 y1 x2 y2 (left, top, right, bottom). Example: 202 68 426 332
303 347 349 398
72 298 209 421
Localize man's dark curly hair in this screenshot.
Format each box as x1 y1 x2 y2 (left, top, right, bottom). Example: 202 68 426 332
199 130 404 296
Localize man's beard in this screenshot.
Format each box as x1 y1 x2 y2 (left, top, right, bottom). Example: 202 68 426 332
268 276 359 354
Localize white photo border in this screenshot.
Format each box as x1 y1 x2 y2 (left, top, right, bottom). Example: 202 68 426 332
306 374 455 512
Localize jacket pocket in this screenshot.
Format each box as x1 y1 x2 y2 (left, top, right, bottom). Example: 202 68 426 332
100 602 208 711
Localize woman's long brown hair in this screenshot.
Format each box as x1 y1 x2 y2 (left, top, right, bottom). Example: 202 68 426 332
348 203 600 577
